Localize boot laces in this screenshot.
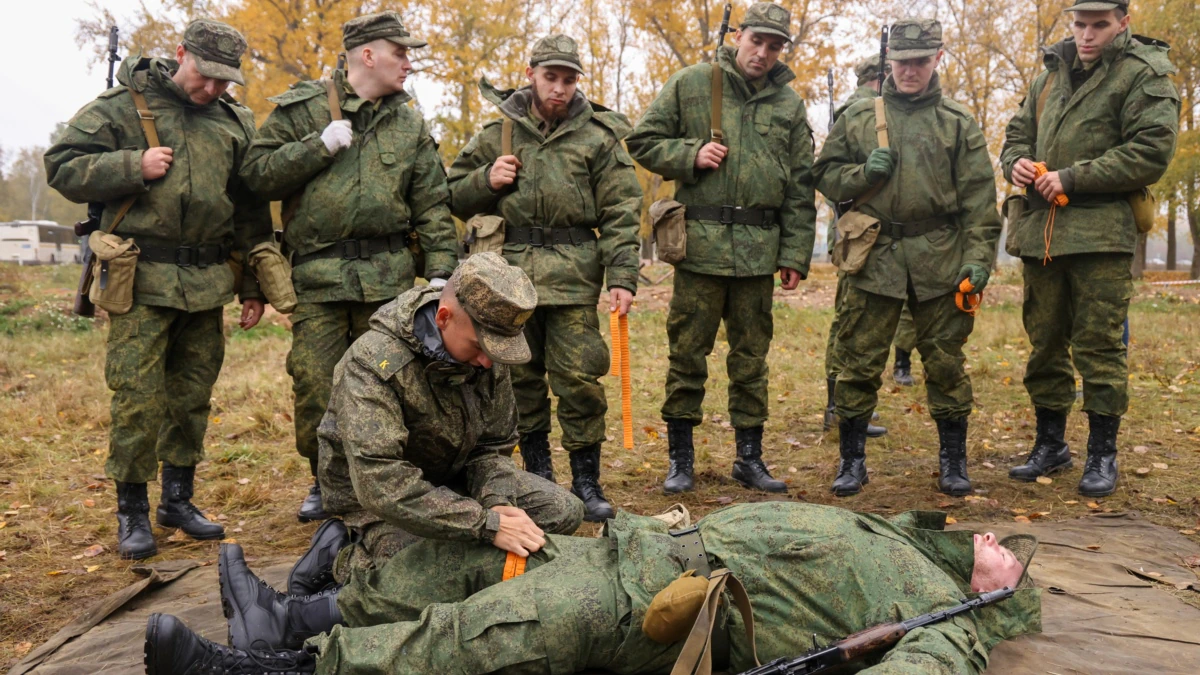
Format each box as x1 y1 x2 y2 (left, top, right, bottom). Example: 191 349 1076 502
1083 451 1110 475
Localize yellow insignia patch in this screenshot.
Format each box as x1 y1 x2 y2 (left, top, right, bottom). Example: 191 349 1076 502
379 359 389 370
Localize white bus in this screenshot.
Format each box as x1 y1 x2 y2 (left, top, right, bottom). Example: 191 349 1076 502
0 221 82 265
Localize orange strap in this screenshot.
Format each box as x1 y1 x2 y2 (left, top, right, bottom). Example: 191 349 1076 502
610 310 633 449
502 551 527 581
1030 162 1067 265
956 278 982 316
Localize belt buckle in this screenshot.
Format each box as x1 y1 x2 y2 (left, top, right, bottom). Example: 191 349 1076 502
719 205 736 225
174 246 195 267
888 222 905 239
529 227 546 248
341 240 360 260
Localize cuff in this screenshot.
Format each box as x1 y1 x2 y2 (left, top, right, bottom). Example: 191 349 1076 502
480 509 501 543
680 139 703 184
1059 167 1076 194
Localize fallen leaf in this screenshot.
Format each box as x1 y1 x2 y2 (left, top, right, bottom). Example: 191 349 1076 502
1135 467 1152 476
83 499 95 508
1087 501 1101 509
85 565 101 573
221 538 238 544
1133 445 1149 454
1183 555 1200 568
47 570 69 576
1010 508 1028 515
1180 529 1197 536
1086 544 1102 551
982 461 996 469
716 496 733 505
1035 476 1053 485
609 459 624 469
83 544 105 557
937 501 954 508
0 550 5 561
1152 462 1168 470
642 426 659 440
944 516 958 524
1064 500 1079 505
237 478 250 485
787 466 798 473
14 642 32 657
167 529 190 542
1013 515 1032 523
0 521 6 530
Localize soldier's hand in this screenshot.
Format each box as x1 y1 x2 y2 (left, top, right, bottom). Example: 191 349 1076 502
694 142 728 171
321 120 353 154
863 147 897 183
1011 158 1038 188
609 288 634 316
779 267 802 290
141 147 174 181
955 263 990 293
1034 170 1065 203
490 505 545 557
488 155 522 190
239 299 265 330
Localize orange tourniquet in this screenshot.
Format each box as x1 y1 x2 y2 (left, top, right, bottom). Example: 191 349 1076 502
502 551 527 580
610 310 633 449
1032 162 1067 264
956 278 982 316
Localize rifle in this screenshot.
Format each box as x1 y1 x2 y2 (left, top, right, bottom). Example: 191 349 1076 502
878 24 889 94
710 3 733 145
72 25 121 317
826 68 836 132
737 587 1015 674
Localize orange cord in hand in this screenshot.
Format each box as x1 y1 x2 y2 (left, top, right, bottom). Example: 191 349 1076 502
1032 162 1065 264
610 310 633 450
956 278 982 316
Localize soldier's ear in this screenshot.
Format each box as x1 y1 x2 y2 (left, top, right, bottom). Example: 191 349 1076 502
435 304 452 331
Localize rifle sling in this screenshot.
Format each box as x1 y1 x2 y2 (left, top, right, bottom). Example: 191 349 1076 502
1035 70 1056 127
710 61 724 144
103 89 161 236
324 78 343 122
837 97 890 264
501 118 513 156
669 569 759 675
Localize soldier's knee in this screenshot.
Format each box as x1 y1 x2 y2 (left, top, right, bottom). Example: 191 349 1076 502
554 492 586 534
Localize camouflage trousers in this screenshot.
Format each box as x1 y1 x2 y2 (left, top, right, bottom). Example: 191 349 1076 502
833 285 975 420
825 274 916 378
288 301 387 461
512 305 610 452
333 471 584 582
662 269 774 429
104 304 224 483
1022 253 1133 417
314 535 633 675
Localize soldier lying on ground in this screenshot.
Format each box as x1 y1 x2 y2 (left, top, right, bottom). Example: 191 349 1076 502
145 501 1039 675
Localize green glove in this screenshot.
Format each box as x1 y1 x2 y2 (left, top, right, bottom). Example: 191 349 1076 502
863 147 898 183
955 263 990 293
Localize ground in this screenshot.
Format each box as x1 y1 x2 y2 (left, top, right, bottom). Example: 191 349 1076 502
1 262 1198 668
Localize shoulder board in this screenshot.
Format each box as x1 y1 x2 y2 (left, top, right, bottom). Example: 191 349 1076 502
267 81 326 107
938 97 975 120
352 331 416 381
1129 36 1177 76
97 85 127 99
590 110 632 139
841 97 876 119
218 95 257 137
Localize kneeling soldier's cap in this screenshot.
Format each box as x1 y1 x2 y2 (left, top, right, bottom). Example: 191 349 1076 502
888 18 944 60
1063 0 1128 12
182 20 247 86
450 253 538 365
343 11 428 51
741 2 793 42
530 35 584 74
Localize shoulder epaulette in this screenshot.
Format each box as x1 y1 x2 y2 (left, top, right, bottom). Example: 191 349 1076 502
1129 36 1177 76
267 81 326 107
352 331 416 381
938 97 975 120
591 109 633 139
97 85 127 99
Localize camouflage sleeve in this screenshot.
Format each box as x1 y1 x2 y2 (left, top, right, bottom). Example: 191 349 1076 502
955 120 1002 269
407 118 458 279
858 621 985 674
447 124 504 221
44 98 149 204
228 110 274 302
1064 72 1180 194
339 358 492 541
999 73 1042 183
813 110 875 203
593 140 643 293
777 105 817 277
239 102 335 201
625 71 703 184
464 365 520 510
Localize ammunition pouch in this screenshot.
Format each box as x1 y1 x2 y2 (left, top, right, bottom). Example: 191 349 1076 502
87 231 139 315
248 242 297 313
1128 187 1156 234
832 211 881 275
463 215 506 257
649 198 687 265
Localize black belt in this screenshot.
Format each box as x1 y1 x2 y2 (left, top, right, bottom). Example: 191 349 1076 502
135 241 230 268
880 216 952 240
685 204 777 227
293 231 410 266
669 526 727 668
505 225 597 247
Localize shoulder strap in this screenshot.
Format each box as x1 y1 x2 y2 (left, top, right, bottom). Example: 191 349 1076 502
106 89 161 234
668 569 759 675
710 62 724 145
842 98 890 214
501 118 513 156
1035 70 1057 126
324 79 343 122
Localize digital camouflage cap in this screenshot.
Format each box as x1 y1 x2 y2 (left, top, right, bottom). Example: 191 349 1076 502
853 56 885 86
451 253 538 365
1063 0 1128 12
530 34 584 74
740 2 793 43
888 18 944 60
182 20 247 85
343 11 427 51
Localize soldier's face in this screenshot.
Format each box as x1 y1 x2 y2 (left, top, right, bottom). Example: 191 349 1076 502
890 51 942 95
436 303 493 368
970 533 1025 593
1071 10 1131 62
172 47 231 105
526 66 579 121
364 42 413 95
733 30 787 80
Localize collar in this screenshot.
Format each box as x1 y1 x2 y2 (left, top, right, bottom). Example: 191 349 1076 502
882 71 943 111
335 68 410 114
716 46 796 93
412 301 460 365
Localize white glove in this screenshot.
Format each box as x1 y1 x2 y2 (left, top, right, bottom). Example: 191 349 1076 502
428 277 448 289
321 120 353 154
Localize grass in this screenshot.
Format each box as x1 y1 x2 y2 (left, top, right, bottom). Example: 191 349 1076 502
1 262 1199 667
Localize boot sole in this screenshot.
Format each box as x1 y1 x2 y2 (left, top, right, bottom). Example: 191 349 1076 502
940 486 973 497
662 484 694 495
1079 485 1116 498
158 526 225 541
866 429 888 438
120 546 158 561
143 613 161 675
832 475 869 497
297 512 330 523
1009 459 1074 482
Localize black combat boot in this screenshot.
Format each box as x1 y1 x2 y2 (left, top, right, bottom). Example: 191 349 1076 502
663 419 695 494
731 427 786 493
893 348 915 386
1009 408 1072 481
116 481 157 560
297 457 328 523
287 518 349 596
145 613 316 675
832 416 869 496
156 464 225 540
519 431 554 482
1078 412 1120 497
569 444 614 522
823 377 837 432
221 544 344 651
936 417 972 496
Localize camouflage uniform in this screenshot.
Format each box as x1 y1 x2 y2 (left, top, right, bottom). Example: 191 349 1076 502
1000 18 1178 495
308 502 1041 675
240 12 458 518
814 19 1001 497
318 259 584 574
626 3 816 493
446 35 642 520
44 21 271 557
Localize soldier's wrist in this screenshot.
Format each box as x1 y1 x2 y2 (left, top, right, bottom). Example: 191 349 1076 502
481 509 502 543
1058 167 1075 194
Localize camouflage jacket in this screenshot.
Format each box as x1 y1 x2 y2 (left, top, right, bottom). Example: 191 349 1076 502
317 286 521 541
604 503 1041 674
814 74 1001 301
44 57 272 311
625 47 816 278
828 84 880 250
1000 31 1179 258
240 70 458 303
446 81 642 305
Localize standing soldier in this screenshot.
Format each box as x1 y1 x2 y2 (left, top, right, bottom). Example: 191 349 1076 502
446 35 642 522
814 19 1002 497
241 11 458 521
1001 0 1178 496
45 21 273 559
626 2 816 495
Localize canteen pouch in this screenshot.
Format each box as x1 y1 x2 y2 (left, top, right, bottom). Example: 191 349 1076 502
649 198 687 265
87 231 139 315
1002 194 1028 257
1128 187 1156 234
464 215 506 256
832 210 881 274
248 241 297 314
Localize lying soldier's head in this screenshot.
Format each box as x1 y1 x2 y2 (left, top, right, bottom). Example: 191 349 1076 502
971 532 1029 592
435 253 538 369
